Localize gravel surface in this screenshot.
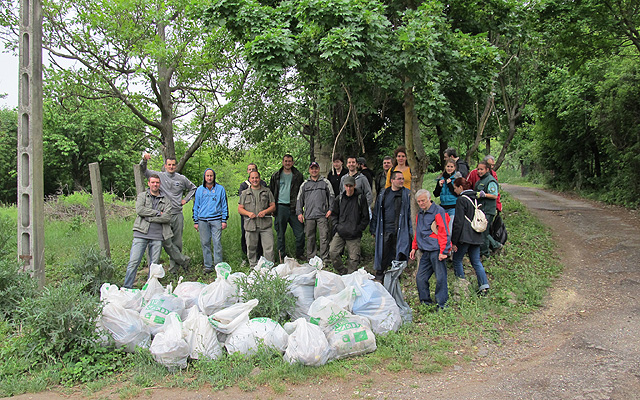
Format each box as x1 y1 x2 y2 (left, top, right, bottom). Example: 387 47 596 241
6 184 640 400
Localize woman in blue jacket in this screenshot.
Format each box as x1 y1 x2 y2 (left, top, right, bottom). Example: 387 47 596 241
193 168 228 273
434 159 461 232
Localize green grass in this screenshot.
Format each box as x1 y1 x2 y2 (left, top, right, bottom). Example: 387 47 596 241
0 189 562 397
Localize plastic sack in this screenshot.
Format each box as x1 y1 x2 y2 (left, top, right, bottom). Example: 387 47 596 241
208 299 259 334
141 263 165 302
182 306 223 360
174 280 206 309
288 268 317 321
308 296 352 331
140 292 186 335
283 318 333 366
224 321 258 355
256 256 274 270
351 280 401 335
99 302 150 352
324 313 376 360
273 256 300 277
149 312 190 370
198 263 238 315
248 317 289 353
314 269 345 299
308 256 323 270
385 261 413 323
100 283 144 311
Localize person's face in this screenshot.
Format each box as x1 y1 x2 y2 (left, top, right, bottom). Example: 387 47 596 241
416 194 430 210
391 173 405 190
382 159 392 171
164 159 177 173
333 159 343 170
247 164 257 175
346 158 358 172
204 169 214 184
477 164 488 177
396 152 407 166
487 159 495 170
445 163 456 174
344 184 355 196
282 156 294 170
249 171 261 188
443 152 449 162
454 185 463 195
309 166 320 178
148 177 161 194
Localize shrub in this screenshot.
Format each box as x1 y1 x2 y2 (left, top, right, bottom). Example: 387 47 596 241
69 247 116 296
16 281 104 365
235 271 296 325
0 261 38 322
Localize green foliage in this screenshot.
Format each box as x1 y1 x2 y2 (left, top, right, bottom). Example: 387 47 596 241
235 270 296 324
0 108 17 204
59 346 127 385
15 281 104 365
69 247 116 296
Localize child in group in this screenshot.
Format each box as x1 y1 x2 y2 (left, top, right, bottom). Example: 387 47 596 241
433 159 461 231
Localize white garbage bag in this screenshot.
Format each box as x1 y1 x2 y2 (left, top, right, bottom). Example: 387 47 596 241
198 263 238 315
288 268 317 321
314 269 345 299
283 318 333 366
140 292 186 335
351 280 402 335
248 317 289 353
141 263 165 302
149 312 190 370
182 306 223 360
174 280 206 309
208 299 259 335
324 313 376 360
99 302 150 352
100 283 144 311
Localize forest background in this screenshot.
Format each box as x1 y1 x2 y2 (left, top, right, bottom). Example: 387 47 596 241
0 0 638 207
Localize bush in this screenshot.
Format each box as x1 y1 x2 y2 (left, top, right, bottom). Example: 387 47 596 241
69 247 116 296
0 261 38 322
16 281 104 365
235 271 296 325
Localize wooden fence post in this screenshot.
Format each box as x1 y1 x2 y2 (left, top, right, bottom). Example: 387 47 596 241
89 162 111 258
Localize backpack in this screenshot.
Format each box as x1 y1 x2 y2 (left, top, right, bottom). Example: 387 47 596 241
462 195 488 233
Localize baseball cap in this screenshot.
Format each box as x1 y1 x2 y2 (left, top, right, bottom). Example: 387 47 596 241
344 176 356 186
309 161 320 168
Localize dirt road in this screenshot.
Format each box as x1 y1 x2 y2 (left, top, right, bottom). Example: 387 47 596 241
7 185 640 400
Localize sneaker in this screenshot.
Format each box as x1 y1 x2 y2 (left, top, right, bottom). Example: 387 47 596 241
477 288 489 297
203 268 214 274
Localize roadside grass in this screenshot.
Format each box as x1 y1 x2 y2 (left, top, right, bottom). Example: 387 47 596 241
0 189 561 398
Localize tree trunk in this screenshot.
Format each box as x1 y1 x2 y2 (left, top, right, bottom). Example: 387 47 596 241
467 93 494 163
156 21 176 167
436 125 447 170
403 80 428 192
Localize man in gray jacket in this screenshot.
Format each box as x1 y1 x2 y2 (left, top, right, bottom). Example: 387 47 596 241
296 162 334 263
123 174 172 288
141 153 195 272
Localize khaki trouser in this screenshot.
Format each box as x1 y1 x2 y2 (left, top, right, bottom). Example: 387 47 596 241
304 217 330 262
246 228 275 268
329 233 361 274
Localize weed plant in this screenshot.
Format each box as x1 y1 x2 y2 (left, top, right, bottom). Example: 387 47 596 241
235 271 296 324
70 247 116 296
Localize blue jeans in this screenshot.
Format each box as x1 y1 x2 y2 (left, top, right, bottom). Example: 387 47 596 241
416 249 448 308
452 243 490 290
444 208 455 235
198 219 223 270
123 237 162 288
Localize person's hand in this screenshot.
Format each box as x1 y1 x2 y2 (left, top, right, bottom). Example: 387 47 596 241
248 212 257 219
221 222 227 230
194 223 198 231
409 249 416 260
477 190 486 198
143 153 151 160
446 178 451 184
438 253 447 261
325 210 331 218
452 244 458 253
298 214 304 223
439 180 444 187
181 199 187 205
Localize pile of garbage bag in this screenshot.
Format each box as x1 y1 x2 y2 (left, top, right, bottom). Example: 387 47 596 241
97 257 406 370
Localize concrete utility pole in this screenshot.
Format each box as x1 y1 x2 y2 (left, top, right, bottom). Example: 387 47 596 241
17 0 45 287
89 163 111 258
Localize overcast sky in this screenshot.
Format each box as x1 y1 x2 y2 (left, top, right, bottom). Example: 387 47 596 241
0 52 19 109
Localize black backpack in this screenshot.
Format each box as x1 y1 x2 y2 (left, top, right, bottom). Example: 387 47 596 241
490 212 508 245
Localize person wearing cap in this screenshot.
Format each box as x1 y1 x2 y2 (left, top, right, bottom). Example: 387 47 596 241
340 155 373 207
357 157 374 189
269 154 305 261
193 168 228 273
296 162 334 263
328 175 370 274
371 169 413 282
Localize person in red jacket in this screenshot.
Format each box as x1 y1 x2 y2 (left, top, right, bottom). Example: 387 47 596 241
409 189 451 309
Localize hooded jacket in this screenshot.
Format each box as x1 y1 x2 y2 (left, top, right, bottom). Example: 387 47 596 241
330 188 369 240
192 168 229 223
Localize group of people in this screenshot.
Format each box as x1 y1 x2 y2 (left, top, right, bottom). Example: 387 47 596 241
122 147 504 312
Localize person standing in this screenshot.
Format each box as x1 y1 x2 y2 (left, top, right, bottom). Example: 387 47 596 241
474 161 501 257
140 153 195 272
451 177 490 295
434 159 461 229
238 163 266 258
123 174 172 288
328 176 370 274
340 155 373 207
296 162 334 263
409 189 451 309
375 156 393 197
443 147 470 178
193 168 228 274
371 170 413 282
327 154 347 198
238 170 276 267
385 146 412 189
269 154 305 261
467 155 502 214
357 157 374 189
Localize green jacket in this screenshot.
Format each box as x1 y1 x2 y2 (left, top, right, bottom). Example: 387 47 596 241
474 173 499 216
132 190 173 240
